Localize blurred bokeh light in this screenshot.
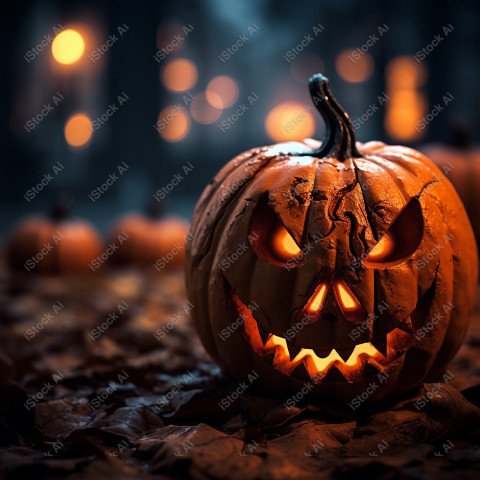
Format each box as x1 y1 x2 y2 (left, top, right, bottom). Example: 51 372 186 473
265 102 315 142
64 113 93 147
206 76 239 109
161 58 197 92
335 49 374 83
52 29 85 65
157 106 190 142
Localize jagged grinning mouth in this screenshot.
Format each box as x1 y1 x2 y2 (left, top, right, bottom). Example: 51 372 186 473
232 293 413 383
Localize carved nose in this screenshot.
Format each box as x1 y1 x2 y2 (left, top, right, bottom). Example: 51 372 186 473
299 280 366 323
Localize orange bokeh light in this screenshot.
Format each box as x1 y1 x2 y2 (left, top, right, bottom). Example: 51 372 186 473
335 49 374 83
190 92 222 124
206 76 239 108
64 113 93 148
157 105 190 142
385 90 427 141
271 225 301 260
161 58 197 92
52 29 85 65
386 56 428 89
265 102 315 142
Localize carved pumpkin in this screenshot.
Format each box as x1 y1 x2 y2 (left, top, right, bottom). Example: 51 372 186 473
108 203 189 269
186 74 478 406
6 196 103 274
421 121 480 254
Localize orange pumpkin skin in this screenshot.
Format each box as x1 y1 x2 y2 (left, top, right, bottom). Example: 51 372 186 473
186 75 478 407
7 216 103 274
422 142 480 255
108 213 189 268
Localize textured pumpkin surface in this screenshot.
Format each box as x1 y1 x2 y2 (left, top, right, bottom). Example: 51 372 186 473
423 143 480 254
186 75 478 405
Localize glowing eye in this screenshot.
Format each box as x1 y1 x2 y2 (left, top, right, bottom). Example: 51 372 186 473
270 224 301 261
334 281 361 313
365 232 396 262
363 198 424 267
305 284 327 314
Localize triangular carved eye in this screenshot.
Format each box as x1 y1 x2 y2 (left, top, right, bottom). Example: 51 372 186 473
249 197 304 267
364 198 424 267
270 224 301 262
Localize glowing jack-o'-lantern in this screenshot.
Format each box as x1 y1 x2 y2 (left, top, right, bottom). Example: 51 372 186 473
186 74 478 406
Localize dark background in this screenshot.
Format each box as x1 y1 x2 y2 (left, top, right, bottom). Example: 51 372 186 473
1 0 479 236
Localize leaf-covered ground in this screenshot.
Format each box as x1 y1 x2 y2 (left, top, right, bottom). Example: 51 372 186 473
1 265 480 479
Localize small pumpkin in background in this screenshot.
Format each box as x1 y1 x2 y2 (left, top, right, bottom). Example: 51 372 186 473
108 201 189 269
421 119 480 252
6 194 103 274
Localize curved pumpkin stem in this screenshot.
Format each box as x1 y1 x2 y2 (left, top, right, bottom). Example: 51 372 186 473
300 73 361 161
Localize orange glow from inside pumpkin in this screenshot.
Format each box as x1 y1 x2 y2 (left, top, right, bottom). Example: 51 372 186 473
366 232 396 262
305 284 327 314
232 293 412 383
271 224 301 260
334 281 360 312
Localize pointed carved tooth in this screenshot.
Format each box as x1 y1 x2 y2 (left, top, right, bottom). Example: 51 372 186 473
291 362 313 383
287 340 302 359
337 345 357 362
321 366 348 383
370 335 387 356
